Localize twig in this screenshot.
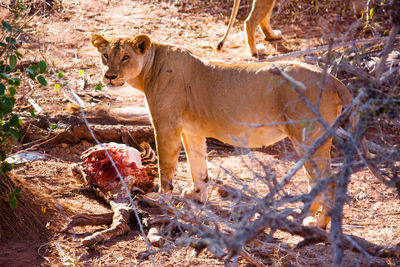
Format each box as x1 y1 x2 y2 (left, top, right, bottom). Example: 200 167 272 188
37 242 51 263
239 250 264 267
19 130 64 151
375 25 400 84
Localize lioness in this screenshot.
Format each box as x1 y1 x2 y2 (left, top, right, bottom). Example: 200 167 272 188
91 34 352 229
216 0 282 57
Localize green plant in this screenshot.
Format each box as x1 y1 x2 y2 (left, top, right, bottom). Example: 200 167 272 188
0 4 47 207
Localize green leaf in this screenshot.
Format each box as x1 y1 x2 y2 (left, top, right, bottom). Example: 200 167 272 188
38 60 46 74
5 37 16 45
2 123 10 132
14 188 21 196
0 64 6 73
54 83 60 90
8 193 18 209
7 188 21 209
14 50 22 60
26 67 35 75
18 2 27 9
30 109 35 118
58 71 63 79
79 70 84 75
12 78 20 87
8 87 15 97
2 96 12 108
9 114 20 127
1 20 12 32
0 150 6 161
37 75 47 86
9 55 17 70
94 81 103 91
2 161 14 173
0 83 5 95
10 128 19 140
49 124 56 130
26 67 36 80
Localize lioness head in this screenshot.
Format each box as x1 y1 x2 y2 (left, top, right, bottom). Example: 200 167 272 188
91 34 151 86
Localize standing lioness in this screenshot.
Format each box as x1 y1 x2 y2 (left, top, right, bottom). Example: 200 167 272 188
91 34 352 229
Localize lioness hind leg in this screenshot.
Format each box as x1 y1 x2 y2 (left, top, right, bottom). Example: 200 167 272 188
260 17 282 40
259 0 281 40
181 132 208 202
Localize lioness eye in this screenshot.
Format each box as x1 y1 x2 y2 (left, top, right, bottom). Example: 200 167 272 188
122 55 130 62
103 53 108 59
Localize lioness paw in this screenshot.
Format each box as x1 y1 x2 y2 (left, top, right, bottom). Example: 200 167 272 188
182 184 207 203
265 30 282 41
303 216 318 227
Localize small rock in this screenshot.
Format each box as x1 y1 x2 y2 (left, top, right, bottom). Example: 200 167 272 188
147 227 164 247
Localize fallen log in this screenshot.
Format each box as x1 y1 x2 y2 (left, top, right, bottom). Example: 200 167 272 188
19 107 232 151
20 111 155 148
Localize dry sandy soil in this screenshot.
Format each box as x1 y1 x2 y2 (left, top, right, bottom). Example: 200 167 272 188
0 0 399 266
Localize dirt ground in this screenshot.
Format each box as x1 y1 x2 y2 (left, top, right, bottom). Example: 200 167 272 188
0 0 399 266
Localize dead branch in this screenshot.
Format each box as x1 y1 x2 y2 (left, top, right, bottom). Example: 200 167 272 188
259 36 400 63
375 25 400 82
241 211 400 259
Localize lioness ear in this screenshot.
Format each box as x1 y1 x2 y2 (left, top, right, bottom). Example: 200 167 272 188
91 34 109 52
131 35 151 55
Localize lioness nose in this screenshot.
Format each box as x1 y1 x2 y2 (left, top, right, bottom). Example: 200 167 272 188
105 73 118 80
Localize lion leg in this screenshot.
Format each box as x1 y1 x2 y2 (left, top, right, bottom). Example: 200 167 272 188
257 0 281 40
245 0 267 57
181 132 208 202
289 131 334 229
303 141 334 229
260 14 281 40
303 160 334 229
154 125 182 194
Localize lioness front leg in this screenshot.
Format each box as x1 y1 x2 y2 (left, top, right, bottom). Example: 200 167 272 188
245 0 280 57
181 132 208 202
245 13 262 57
155 126 182 194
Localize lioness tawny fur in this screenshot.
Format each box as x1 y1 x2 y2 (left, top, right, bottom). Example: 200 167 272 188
91 34 352 229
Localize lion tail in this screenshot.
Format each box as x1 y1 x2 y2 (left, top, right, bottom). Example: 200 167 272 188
216 0 241 52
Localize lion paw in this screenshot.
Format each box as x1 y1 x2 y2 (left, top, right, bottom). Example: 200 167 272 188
182 183 207 202
265 30 282 40
303 216 318 227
